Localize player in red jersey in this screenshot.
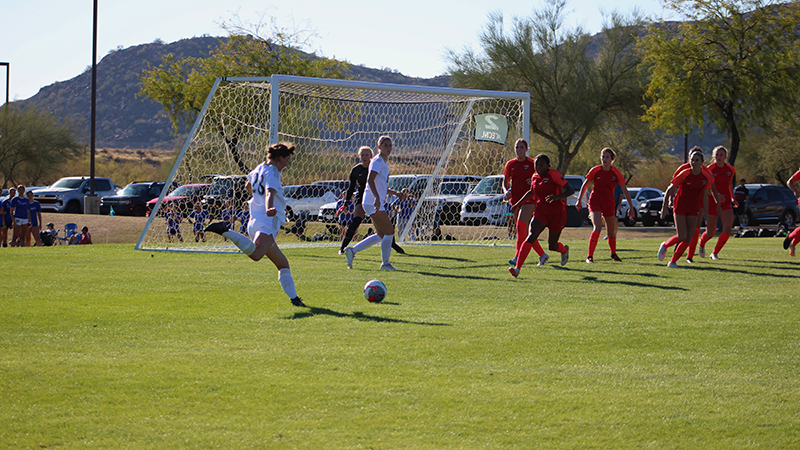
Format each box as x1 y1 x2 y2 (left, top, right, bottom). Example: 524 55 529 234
660 150 712 268
696 146 737 260
503 139 549 267
508 154 574 277
782 168 800 256
576 148 634 263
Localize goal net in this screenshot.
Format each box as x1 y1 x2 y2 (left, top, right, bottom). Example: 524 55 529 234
137 75 529 253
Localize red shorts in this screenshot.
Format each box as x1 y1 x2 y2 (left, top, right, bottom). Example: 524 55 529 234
709 193 733 212
532 209 566 233
588 193 616 217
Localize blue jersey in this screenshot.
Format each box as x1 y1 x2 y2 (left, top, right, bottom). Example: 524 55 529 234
28 201 42 227
336 199 354 225
165 211 182 232
1 199 10 227
236 210 250 233
394 197 416 221
11 196 31 219
189 210 210 232
221 208 236 230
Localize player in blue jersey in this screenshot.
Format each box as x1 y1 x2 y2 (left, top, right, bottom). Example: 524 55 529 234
26 190 43 246
205 142 305 307
10 185 31 247
188 202 210 242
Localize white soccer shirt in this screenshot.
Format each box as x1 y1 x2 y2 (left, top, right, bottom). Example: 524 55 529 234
248 162 286 224
362 155 390 207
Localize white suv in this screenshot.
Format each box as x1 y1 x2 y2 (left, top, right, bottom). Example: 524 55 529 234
460 175 506 226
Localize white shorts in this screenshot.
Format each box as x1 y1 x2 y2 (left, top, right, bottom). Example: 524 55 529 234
363 203 386 217
248 213 281 241
15 218 29 226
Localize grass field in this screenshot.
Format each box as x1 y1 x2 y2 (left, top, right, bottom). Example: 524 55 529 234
2 237 799 449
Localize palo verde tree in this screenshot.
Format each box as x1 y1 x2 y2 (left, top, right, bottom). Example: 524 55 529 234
0 104 83 188
639 0 800 165
138 15 349 173
447 0 647 173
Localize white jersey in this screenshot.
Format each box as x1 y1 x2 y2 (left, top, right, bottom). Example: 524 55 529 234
362 155 390 208
248 162 286 225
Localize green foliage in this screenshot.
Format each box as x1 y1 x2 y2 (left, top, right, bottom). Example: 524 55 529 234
2 242 800 448
447 1 647 173
138 18 350 134
639 0 800 165
0 104 84 187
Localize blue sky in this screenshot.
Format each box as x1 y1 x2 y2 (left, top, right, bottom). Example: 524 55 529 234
1 0 670 102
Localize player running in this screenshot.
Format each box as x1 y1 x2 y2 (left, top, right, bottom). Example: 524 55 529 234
344 136 408 271
205 142 306 307
508 154 574 277
660 150 713 268
503 138 549 267
783 167 800 256
696 146 737 260
576 148 634 263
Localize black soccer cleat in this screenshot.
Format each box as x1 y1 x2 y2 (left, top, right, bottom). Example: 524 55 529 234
290 297 306 307
611 253 622 262
204 222 228 235
784 236 792 250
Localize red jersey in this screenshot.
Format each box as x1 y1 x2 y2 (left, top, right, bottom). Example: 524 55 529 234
503 157 536 204
531 169 569 215
790 169 800 184
585 165 626 204
672 168 712 215
709 162 735 207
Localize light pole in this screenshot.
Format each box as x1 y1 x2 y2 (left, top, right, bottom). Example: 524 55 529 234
0 62 8 105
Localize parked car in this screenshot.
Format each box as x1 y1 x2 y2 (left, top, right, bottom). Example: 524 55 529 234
33 176 117 213
736 184 799 228
311 180 350 192
460 175 506 226
147 183 210 216
617 187 664 226
638 196 673 226
406 174 484 199
285 184 341 221
564 175 588 227
201 175 249 218
100 181 167 216
420 181 481 225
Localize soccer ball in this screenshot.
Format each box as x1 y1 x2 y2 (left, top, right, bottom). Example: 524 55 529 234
364 279 387 303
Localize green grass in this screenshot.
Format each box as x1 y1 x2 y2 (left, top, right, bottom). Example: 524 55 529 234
2 238 799 449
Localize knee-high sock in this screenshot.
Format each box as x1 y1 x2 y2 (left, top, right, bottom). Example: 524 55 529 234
340 216 363 249
278 268 297 299
664 234 680 248
687 228 701 259
789 227 800 245
531 240 545 256
381 234 393 265
712 232 730 254
699 230 711 248
222 230 256 256
671 241 689 263
353 232 381 253
557 242 568 254
588 231 600 257
608 237 617 254
515 220 528 256
516 241 533 269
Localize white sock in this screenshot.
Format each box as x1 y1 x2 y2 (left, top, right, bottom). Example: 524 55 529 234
381 234 393 265
352 233 381 253
222 230 256 256
279 268 297 299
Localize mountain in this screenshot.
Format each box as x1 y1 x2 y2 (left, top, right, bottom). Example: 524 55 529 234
17 36 451 151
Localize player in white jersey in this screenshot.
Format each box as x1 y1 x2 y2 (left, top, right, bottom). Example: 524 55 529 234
344 135 408 270
205 142 305 307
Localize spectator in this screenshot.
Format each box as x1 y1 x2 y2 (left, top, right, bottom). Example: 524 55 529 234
165 203 183 243
236 209 250 235
10 185 30 247
0 187 14 247
40 222 57 246
336 191 355 242
27 191 43 246
69 226 93 245
188 202 210 242
393 188 417 240
734 178 749 229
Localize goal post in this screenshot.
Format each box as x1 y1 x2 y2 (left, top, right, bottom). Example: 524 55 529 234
136 75 530 253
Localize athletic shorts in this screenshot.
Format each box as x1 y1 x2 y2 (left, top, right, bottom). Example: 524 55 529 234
532 209 566 233
673 202 700 217
588 193 616 217
15 217 29 226
248 212 280 240
363 202 386 217
708 193 733 212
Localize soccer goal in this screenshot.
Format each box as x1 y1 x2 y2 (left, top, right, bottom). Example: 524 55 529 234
137 75 529 253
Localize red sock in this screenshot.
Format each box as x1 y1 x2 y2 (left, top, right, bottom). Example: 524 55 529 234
789 227 800 245
712 233 730 254
557 242 567 254
671 241 689 263
664 235 680 248
515 220 528 256
608 237 617 254
699 231 710 247
687 228 701 259
531 240 545 256
588 231 600 257
516 241 533 269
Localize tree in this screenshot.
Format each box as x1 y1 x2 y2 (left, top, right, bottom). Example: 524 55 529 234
138 15 350 134
0 104 84 188
447 1 646 173
639 0 800 166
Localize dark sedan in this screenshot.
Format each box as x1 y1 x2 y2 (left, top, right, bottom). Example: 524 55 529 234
737 184 799 228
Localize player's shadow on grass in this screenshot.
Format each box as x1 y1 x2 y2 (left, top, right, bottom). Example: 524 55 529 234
402 253 474 262
288 307 451 327
415 271 497 281
682 264 800 279
568 268 662 278
580 275 689 291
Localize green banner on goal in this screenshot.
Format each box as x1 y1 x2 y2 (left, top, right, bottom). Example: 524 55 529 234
474 113 509 144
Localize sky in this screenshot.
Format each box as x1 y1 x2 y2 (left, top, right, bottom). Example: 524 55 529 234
1 0 671 103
